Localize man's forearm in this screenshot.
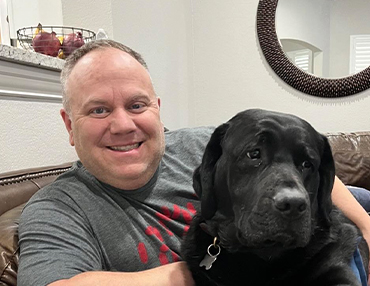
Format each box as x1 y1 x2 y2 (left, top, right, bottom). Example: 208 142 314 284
331 176 370 285
331 176 370 234
48 262 195 286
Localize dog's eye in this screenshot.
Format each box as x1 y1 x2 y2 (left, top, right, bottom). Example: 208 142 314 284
302 161 313 169
247 149 261 160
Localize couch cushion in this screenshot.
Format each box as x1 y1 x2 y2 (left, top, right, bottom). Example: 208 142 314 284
0 163 73 286
0 204 23 286
327 132 370 190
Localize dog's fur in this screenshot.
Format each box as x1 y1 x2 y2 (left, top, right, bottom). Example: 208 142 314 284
182 109 368 286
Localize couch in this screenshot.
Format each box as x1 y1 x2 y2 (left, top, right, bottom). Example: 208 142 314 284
1 132 370 285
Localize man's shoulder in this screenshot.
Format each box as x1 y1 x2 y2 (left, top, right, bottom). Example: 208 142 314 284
163 126 215 160
165 126 215 143
26 161 95 204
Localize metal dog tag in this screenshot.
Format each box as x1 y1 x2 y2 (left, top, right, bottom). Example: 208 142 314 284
199 243 221 270
199 253 218 270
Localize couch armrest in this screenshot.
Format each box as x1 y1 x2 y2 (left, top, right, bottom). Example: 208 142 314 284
0 163 73 216
0 162 73 286
0 205 22 286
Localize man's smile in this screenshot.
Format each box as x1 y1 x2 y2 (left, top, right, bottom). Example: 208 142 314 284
108 142 142 152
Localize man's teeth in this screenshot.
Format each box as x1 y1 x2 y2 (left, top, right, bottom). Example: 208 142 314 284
109 143 140 151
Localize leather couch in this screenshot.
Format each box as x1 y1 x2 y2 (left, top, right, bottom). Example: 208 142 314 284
0 163 72 286
1 132 370 285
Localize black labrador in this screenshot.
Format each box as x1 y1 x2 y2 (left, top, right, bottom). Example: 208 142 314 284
182 109 368 286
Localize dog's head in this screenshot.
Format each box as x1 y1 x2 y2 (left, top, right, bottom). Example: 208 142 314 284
194 109 335 255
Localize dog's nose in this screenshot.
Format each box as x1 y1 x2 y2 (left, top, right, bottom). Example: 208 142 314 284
273 188 308 219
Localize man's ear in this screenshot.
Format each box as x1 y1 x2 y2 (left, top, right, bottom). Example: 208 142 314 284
60 109 75 146
156 97 166 130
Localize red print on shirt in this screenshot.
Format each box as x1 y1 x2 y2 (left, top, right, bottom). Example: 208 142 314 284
137 203 197 265
172 204 181 219
145 225 164 241
187 202 196 214
137 242 148 264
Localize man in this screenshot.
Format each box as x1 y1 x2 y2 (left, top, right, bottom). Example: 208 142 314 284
18 39 370 286
18 39 205 286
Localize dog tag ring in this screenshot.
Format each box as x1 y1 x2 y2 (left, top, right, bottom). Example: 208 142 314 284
199 242 221 270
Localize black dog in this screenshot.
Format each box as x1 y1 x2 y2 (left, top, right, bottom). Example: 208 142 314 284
182 109 368 286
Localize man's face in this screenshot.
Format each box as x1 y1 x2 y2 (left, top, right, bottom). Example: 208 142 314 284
61 48 165 190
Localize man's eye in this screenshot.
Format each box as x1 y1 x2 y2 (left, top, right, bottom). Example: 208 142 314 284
132 104 144 109
91 107 108 115
129 103 147 112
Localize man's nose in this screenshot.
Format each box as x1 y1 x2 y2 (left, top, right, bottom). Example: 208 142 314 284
109 109 136 134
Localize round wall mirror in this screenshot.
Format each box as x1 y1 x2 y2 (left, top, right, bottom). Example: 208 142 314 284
256 0 370 97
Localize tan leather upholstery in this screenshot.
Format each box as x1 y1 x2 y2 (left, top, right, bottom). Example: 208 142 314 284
0 163 72 286
327 132 370 190
0 132 370 285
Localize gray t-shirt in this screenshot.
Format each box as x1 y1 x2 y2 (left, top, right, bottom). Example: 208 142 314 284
18 126 213 286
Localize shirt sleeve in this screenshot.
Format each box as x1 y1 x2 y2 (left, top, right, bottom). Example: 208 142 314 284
18 197 103 286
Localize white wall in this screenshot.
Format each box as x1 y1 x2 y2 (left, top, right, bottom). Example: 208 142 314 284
61 0 113 38
1 100 77 172
1 0 370 173
7 0 63 38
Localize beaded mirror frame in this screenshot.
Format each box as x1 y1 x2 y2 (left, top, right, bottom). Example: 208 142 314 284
256 0 370 98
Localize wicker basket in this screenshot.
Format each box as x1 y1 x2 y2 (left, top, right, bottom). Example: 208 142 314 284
17 25 96 58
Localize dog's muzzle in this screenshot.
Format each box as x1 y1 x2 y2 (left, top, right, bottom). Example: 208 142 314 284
272 187 308 219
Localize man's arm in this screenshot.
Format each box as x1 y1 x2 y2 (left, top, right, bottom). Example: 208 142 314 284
19 197 195 286
332 176 370 243
331 176 370 285
49 262 194 286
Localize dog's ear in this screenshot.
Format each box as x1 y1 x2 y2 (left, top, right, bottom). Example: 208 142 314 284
193 123 229 220
317 135 336 226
